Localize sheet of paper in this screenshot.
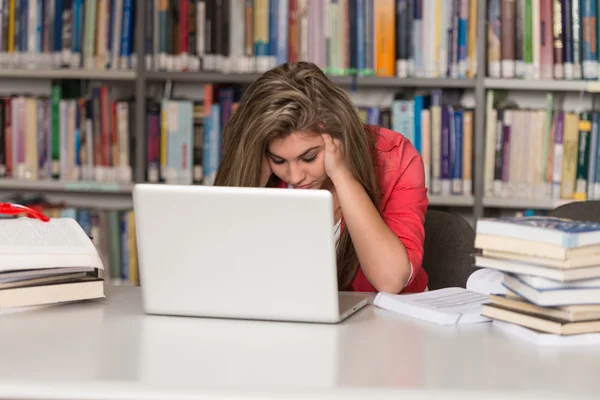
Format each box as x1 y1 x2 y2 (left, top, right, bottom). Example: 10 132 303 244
0 218 96 255
467 268 507 295
375 288 491 325
402 287 490 314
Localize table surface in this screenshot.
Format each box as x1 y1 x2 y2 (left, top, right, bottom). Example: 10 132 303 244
1 286 600 400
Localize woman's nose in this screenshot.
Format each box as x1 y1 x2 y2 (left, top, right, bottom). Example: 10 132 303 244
289 164 305 185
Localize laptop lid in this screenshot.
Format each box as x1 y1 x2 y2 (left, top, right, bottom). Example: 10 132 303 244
132 184 342 322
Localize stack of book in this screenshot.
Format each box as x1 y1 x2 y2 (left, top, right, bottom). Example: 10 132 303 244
0 215 106 311
474 216 600 343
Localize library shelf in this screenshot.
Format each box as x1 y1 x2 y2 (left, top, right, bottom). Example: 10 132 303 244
429 195 474 207
483 197 583 210
144 71 476 88
0 69 136 81
484 78 598 92
0 179 134 194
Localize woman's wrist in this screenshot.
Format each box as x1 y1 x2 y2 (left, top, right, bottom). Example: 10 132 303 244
329 168 354 188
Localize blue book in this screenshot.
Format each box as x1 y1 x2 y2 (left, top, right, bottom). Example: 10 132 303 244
452 110 463 194
477 216 600 248
392 99 414 145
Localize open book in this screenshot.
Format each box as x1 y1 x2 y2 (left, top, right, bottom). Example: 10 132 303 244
373 269 506 325
0 217 105 309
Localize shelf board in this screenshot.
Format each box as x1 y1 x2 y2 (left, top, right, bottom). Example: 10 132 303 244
0 69 136 80
0 179 134 194
483 197 583 210
145 71 475 88
145 71 263 83
484 78 599 92
429 195 474 207
351 76 476 88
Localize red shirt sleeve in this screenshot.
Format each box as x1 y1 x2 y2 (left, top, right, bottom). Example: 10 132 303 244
380 147 428 292
351 130 429 293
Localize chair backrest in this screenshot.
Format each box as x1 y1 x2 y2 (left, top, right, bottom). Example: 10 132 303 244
548 201 600 223
422 209 475 290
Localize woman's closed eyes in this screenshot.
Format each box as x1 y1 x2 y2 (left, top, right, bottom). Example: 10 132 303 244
269 152 319 165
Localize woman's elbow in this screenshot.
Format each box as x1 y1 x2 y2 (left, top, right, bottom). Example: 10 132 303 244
372 259 412 294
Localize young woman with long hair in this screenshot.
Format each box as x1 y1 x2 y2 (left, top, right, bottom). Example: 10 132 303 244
214 62 429 294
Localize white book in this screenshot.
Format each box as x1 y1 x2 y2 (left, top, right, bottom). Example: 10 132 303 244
493 320 600 346
0 218 104 272
531 0 540 79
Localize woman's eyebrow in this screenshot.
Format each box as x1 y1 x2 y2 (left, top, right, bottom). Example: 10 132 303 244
267 146 320 160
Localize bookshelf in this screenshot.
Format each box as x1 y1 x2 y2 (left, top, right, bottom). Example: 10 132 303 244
0 70 137 81
1 0 596 225
484 78 600 92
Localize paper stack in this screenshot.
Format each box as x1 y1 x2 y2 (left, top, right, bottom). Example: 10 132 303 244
474 216 600 343
0 217 106 310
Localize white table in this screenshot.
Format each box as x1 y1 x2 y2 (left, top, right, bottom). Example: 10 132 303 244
1 286 600 400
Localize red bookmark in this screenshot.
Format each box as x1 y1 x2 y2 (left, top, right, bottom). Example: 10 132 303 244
0 203 50 222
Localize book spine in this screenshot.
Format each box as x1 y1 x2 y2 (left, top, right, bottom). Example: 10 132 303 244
572 0 582 78
488 0 501 78
582 0 598 79
563 0 573 79
574 112 591 200
588 112 599 200
553 0 564 79
501 0 516 78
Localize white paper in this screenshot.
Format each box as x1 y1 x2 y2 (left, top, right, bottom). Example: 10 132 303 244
466 268 507 295
374 288 491 325
0 218 104 272
0 218 97 255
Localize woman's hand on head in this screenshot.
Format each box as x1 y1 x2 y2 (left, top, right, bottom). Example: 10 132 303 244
322 133 351 183
260 156 273 187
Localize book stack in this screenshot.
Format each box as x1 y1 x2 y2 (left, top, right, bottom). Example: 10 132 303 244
474 216 600 343
0 216 106 311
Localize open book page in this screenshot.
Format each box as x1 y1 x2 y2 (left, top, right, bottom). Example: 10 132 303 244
0 218 104 272
466 268 507 295
374 288 491 325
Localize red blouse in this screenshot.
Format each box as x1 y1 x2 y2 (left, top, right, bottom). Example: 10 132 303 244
277 125 429 294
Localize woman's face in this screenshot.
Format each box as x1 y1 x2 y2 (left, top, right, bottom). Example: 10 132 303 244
266 131 328 189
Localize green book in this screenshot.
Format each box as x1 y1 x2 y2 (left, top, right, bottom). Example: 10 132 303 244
575 112 592 200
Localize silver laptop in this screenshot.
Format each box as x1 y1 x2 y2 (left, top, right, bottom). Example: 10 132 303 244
132 183 368 323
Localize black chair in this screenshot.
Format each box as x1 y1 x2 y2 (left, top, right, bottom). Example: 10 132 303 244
421 209 476 290
548 200 600 223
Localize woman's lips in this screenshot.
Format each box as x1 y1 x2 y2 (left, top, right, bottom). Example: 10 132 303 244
293 183 313 189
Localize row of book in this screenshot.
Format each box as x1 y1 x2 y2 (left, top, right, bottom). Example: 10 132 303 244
0 82 477 198
145 85 475 196
145 0 478 79
476 216 600 342
484 90 600 202
0 0 136 70
0 83 135 183
487 0 600 80
144 84 232 186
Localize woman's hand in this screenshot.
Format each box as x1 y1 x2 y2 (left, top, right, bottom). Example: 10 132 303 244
322 133 351 183
260 156 273 187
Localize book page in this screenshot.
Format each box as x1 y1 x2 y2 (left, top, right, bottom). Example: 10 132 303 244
402 288 490 315
375 288 491 325
466 268 507 295
0 218 98 256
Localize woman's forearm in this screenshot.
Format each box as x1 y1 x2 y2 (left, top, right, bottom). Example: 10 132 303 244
332 172 412 293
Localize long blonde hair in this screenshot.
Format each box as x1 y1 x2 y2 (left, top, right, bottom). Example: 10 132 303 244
214 62 382 290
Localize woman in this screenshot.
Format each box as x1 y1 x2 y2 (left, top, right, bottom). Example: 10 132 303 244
214 62 428 294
